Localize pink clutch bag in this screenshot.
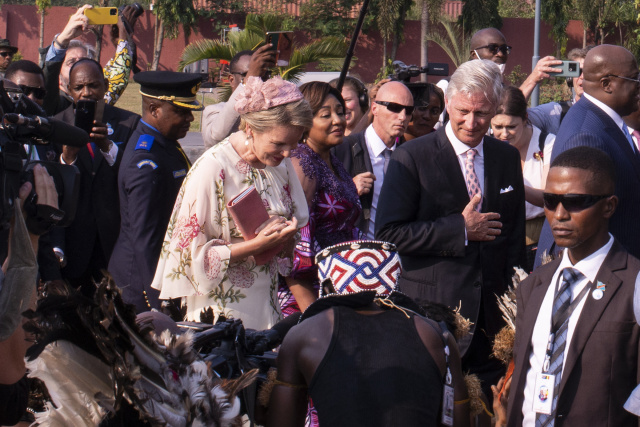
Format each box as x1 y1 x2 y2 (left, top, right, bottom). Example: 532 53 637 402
227 186 284 265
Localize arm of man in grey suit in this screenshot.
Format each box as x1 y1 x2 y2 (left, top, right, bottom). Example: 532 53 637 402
202 87 242 149
375 146 502 256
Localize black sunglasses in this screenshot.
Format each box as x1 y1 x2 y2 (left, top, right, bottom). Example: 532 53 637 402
542 193 612 212
0 52 13 58
18 84 46 100
374 100 414 115
476 43 512 55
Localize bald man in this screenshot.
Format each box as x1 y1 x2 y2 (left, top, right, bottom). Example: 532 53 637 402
535 44 640 265
469 27 562 100
334 81 413 238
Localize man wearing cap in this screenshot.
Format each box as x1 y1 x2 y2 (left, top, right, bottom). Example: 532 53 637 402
0 39 17 79
109 71 203 312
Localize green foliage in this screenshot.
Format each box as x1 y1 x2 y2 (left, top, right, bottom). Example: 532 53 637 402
34 0 50 13
296 0 363 38
376 58 394 81
498 0 534 18
179 13 348 95
152 0 198 39
538 78 572 104
425 19 470 67
459 0 502 35
504 64 527 87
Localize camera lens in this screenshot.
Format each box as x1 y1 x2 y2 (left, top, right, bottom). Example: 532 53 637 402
110 8 117 15
568 63 577 72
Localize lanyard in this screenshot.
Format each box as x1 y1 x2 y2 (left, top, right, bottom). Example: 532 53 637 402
542 272 591 373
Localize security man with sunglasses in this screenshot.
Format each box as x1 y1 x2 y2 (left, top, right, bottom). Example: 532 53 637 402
334 81 414 239
506 146 640 427
469 28 563 101
535 44 640 266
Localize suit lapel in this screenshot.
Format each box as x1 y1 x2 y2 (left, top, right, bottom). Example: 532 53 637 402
558 241 627 396
435 129 468 206
583 98 640 182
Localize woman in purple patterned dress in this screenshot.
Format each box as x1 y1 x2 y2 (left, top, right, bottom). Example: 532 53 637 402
280 81 362 316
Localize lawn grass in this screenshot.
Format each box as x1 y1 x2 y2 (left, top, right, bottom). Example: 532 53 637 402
115 81 221 132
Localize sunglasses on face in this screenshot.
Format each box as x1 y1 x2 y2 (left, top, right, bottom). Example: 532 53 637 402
476 43 512 55
0 52 13 58
374 100 414 115
18 84 46 100
605 73 640 84
542 193 612 212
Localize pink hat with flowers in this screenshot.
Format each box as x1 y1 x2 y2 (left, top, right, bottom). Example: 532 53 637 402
234 76 303 114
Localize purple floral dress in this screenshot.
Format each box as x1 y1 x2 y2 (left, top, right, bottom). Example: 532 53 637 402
278 143 362 316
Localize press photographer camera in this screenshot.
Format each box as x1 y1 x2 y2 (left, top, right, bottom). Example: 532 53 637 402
390 60 449 82
0 79 86 234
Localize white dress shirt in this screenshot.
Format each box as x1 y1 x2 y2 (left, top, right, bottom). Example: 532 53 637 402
59 142 118 167
583 93 635 152
522 235 614 426
364 124 396 239
445 121 485 196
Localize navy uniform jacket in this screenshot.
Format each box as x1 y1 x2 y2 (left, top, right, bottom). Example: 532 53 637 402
52 104 140 280
109 120 190 312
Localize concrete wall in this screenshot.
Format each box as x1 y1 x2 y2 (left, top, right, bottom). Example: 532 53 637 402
0 4 592 84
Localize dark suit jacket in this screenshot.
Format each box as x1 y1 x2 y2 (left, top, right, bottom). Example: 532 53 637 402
333 131 373 233
109 120 189 312
507 240 640 427
375 127 526 353
536 96 640 265
53 103 140 279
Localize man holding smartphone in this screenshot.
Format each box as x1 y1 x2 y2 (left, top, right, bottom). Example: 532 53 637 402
201 45 276 148
52 58 140 294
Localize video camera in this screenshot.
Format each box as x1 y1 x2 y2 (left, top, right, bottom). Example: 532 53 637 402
0 79 86 232
390 60 449 83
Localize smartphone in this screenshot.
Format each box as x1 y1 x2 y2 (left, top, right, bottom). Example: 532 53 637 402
84 7 118 25
266 31 294 67
75 99 97 134
549 60 581 78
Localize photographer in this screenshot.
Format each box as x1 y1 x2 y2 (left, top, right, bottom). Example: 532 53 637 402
53 58 140 293
0 165 58 425
42 4 142 115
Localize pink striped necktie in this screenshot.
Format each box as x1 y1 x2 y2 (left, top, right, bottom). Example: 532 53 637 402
465 148 481 211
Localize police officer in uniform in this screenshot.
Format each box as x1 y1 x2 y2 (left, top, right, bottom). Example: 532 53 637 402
109 71 203 312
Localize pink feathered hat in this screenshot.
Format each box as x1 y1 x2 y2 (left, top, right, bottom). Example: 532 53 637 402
234 76 303 114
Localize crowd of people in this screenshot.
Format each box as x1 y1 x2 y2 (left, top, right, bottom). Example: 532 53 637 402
1 5 640 426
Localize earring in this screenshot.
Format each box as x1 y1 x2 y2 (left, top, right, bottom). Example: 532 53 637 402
245 139 249 146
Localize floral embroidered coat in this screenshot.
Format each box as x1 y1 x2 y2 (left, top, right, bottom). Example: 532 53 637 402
151 138 309 329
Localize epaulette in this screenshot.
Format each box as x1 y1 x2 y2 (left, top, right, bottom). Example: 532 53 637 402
135 134 154 151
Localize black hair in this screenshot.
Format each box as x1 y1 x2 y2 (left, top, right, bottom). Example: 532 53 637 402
496 86 528 121
299 81 345 115
551 146 616 192
329 76 369 112
68 57 104 80
5 59 44 81
229 50 253 74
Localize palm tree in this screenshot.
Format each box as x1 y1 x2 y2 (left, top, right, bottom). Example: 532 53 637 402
425 18 470 68
179 14 348 100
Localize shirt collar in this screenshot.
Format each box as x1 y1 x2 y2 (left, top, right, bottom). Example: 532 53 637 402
558 234 614 283
583 93 626 132
366 124 396 157
140 119 161 134
445 121 484 157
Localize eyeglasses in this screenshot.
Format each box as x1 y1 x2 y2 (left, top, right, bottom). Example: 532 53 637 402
374 100 414 115
231 71 247 78
475 44 512 55
605 74 640 84
415 106 442 116
0 52 14 58
18 84 46 100
542 193 612 212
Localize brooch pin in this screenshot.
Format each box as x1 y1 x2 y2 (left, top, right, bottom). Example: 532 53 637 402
533 150 544 161
592 281 606 300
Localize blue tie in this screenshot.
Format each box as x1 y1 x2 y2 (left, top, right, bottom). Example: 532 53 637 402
623 125 636 153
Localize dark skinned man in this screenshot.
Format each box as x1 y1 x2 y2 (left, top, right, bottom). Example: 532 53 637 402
109 71 203 312
53 58 140 293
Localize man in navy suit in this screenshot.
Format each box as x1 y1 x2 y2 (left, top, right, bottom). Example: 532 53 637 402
376 60 526 400
535 45 640 266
